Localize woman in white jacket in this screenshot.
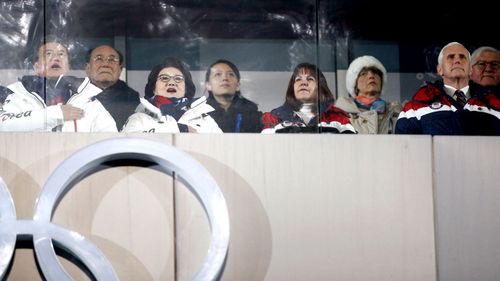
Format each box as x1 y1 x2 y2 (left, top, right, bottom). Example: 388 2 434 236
123 57 221 133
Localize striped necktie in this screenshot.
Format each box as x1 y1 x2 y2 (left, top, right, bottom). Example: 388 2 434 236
454 90 467 107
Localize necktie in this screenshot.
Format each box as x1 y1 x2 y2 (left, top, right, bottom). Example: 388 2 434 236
454 90 467 107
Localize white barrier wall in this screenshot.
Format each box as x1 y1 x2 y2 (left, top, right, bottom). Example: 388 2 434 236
1 133 498 280
434 136 500 281
173 134 436 281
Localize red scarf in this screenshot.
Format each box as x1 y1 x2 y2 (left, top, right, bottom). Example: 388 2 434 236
153 96 172 108
355 95 376 106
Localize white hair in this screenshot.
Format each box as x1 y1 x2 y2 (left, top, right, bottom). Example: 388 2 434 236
470 46 500 65
437 42 471 65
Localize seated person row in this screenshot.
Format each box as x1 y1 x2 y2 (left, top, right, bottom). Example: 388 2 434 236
123 58 263 133
3 38 495 135
0 36 414 135
0 37 117 132
395 42 499 135
133 60 358 134
0 39 262 133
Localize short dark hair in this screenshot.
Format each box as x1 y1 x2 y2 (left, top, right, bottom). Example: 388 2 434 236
285 63 333 110
204 59 241 82
144 57 196 100
32 35 69 63
85 45 124 65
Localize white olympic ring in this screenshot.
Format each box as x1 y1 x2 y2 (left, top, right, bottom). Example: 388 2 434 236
0 137 230 281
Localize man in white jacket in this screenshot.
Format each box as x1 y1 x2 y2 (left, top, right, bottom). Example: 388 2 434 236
85 45 140 131
0 37 117 132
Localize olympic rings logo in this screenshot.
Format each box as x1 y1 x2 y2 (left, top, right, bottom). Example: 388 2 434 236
0 137 230 281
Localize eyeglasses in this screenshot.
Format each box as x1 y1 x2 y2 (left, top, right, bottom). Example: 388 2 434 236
473 60 500 70
92 55 120 65
157 74 185 83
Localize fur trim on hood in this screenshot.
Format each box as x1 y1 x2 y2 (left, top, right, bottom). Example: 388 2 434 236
346 55 387 97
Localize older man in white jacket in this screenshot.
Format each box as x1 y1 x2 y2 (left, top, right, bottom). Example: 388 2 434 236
0 37 117 132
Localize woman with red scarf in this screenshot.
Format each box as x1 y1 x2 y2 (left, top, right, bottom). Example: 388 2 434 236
335 55 401 134
123 57 221 133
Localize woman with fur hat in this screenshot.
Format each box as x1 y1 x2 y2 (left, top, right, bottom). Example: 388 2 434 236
123 57 221 133
335 55 401 134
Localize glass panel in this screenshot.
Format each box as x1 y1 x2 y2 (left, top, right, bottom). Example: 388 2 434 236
1 1 498 134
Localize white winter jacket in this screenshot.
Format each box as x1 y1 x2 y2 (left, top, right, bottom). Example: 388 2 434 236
123 97 222 133
0 76 117 132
